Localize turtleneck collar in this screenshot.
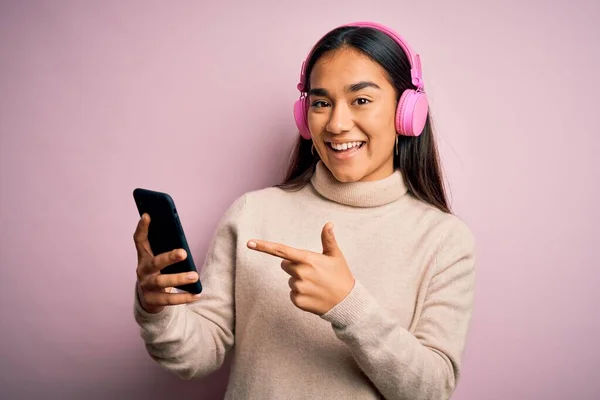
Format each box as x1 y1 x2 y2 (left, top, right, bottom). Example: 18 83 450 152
309 161 408 208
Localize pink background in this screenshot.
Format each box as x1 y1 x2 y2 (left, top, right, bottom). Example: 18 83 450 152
1 1 598 399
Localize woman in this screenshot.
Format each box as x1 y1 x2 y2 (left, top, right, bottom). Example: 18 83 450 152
133 21 476 400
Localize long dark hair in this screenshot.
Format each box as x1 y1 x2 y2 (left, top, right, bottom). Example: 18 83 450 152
276 26 451 214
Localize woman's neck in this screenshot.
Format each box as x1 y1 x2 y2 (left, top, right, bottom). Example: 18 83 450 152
310 161 407 208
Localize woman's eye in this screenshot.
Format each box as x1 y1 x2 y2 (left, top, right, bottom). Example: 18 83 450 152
311 100 330 108
354 98 370 106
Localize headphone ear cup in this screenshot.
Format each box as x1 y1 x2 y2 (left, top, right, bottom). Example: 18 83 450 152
294 97 312 140
395 90 429 137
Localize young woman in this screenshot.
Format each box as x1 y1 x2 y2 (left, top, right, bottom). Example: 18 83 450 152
133 21 476 400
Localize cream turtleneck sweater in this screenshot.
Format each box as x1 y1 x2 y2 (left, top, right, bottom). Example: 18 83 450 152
133 161 476 400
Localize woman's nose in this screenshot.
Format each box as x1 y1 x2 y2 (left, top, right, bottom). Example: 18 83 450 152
326 104 353 133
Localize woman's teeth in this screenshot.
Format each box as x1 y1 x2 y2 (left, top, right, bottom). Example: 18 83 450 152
329 141 364 151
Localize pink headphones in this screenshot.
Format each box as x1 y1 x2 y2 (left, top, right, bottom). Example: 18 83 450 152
293 21 429 140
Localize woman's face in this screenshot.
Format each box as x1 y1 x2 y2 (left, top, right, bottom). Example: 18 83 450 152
307 47 398 183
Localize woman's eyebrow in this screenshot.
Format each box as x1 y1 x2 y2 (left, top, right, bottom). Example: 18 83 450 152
346 81 381 92
308 81 381 97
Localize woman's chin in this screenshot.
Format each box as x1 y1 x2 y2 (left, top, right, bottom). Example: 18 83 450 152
327 164 366 183
324 159 394 183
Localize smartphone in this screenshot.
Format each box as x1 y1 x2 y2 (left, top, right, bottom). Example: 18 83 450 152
133 188 202 294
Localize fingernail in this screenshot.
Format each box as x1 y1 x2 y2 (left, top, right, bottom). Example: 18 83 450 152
187 272 197 280
248 241 257 249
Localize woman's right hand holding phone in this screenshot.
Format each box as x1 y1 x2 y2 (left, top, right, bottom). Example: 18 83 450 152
134 213 201 314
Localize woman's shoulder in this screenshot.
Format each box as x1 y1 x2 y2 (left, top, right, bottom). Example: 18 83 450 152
240 184 309 208
403 194 476 248
220 184 306 218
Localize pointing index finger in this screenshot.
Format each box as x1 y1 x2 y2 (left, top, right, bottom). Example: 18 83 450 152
247 240 307 263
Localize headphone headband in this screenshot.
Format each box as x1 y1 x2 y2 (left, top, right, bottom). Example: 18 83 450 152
296 21 424 93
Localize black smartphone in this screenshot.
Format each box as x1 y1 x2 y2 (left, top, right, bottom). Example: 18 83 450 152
133 188 202 294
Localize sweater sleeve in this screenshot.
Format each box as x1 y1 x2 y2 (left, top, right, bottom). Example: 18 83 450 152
132 194 246 380
320 219 476 400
